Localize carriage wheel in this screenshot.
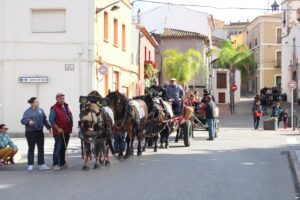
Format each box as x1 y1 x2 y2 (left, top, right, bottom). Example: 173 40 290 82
183 120 192 147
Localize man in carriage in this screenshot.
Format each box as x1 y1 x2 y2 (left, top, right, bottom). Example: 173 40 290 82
165 78 185 115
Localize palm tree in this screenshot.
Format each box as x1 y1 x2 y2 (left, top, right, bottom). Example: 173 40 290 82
163 49 207 89
217 40 255 113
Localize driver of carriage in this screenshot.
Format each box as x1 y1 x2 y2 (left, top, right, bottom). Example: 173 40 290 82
148 78 166 98
165 78 184 114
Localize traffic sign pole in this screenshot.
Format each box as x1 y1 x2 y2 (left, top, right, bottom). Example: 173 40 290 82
292 88 294 130
288 80 297 130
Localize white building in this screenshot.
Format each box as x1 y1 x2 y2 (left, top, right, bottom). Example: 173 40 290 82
281 0 300 102
0 0 133 133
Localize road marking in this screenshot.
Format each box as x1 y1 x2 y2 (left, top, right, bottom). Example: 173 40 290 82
286 138 299 145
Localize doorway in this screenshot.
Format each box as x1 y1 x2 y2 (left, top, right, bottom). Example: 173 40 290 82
218 92 225 103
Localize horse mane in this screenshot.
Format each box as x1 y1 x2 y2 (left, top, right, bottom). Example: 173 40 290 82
106 91 129 120
134 94 154 113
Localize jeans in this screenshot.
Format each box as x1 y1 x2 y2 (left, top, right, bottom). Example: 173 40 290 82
25 130 45 165
53 134 70 166
207 119 216 139
254 117 260 129
172 101 182 115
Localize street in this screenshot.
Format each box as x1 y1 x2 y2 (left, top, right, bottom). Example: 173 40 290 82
1 98 299 200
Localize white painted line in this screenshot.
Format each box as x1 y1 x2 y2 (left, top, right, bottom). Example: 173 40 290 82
286 138 299 145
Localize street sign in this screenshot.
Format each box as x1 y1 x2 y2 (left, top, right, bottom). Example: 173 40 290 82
288 80 297 89
19 77 48 83
99 65 108 75
230 85 238 92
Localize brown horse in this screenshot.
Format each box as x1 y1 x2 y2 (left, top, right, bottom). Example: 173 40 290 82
79 92 115 170
107 91 148 159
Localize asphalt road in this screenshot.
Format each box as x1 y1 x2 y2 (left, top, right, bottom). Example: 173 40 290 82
1 99 299 200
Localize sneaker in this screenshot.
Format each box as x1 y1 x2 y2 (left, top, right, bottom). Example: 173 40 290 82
27 165 33 171
39 164 50 170
53 165 60 171
60 163 69 170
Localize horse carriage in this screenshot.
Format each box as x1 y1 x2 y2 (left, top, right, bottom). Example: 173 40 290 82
159 99 194 147
77 90 207 170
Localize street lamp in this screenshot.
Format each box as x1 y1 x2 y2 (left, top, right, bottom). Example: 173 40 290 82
96 1 120 14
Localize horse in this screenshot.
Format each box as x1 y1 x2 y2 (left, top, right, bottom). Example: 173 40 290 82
134 94 168 152
106 91 148 159
79 92 115 170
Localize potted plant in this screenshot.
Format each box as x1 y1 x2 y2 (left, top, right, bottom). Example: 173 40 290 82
263 117 278 130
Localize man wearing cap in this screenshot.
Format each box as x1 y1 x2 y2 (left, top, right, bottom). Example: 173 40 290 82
165 78 184 115
49 93 73 171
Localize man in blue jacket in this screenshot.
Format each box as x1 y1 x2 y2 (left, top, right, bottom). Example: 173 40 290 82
165 78 184 115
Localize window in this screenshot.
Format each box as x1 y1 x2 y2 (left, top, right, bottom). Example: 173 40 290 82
144 47 147 60
31 9 66 33
104 12 108 41
255 38 258 46
114 19 118 47
122 86 128 97
276 76 281 92
277 28 282 44
112 71 119 91
105 75 109 95
276 51 282 67
122 24 126 50
297 8 300 23
148 51 151 61
283 10 286 26
217 73 227 89
249 42 252 49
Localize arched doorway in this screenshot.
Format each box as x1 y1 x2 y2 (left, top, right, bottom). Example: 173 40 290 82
293 71 298 102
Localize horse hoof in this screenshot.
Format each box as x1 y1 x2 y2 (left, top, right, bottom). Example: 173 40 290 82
154 148 157 152
82 166 89 171
99 160 104 166
130 151 134 156
105 160 110 166
137 151 142 156
94 164 100 169
165 144 169 149
142 148 146 152
118 154 124 160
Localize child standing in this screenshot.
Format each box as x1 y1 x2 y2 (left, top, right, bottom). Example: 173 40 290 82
283 109 289 129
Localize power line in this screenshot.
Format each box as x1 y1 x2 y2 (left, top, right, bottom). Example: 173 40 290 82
134 0 298 11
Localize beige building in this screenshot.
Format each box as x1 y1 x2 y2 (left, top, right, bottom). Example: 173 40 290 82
231 13 282 93
95 0 139 97
223 21 249 37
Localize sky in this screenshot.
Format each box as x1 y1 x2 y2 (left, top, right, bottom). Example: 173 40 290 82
132 0 282 23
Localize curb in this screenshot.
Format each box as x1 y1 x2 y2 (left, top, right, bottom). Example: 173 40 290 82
288 150 300 191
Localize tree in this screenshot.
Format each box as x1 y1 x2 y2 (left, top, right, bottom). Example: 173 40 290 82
217 40 255 113
163 49 207 89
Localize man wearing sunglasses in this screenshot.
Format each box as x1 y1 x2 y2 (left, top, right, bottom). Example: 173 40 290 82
0 124 18 166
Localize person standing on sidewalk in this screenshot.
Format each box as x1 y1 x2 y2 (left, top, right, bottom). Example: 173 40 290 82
21 97 52 171
49 93 73 171
204 95 216 140
252 101 263 129
283 109 289 129
271 103 282 128
0 124 18 166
